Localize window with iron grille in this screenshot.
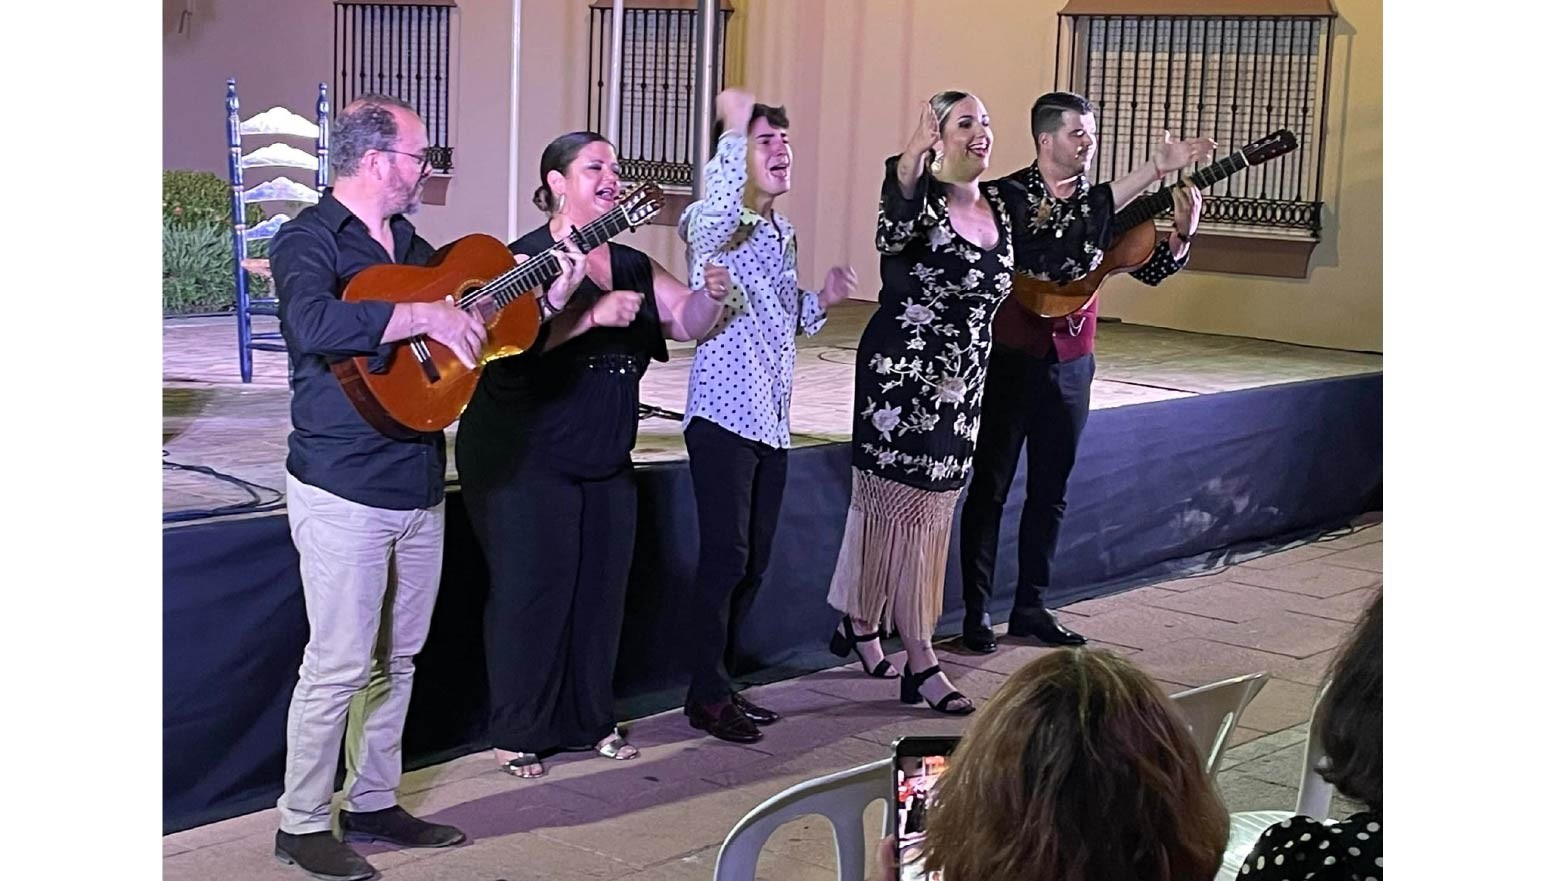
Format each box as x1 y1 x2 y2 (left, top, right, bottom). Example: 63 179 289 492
333 1 457 174
587 1 732 189
1055 10 1335 240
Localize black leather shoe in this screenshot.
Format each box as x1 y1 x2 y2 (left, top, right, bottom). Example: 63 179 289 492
731 692 781 725
686 699 763 743
959 628 998 654
274 830 377 881
1007 607 1087 646
338 806 465 849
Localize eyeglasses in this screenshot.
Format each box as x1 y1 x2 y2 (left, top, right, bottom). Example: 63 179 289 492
378 148 432 178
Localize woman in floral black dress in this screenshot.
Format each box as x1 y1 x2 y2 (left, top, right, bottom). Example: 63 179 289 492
824 93 1104 714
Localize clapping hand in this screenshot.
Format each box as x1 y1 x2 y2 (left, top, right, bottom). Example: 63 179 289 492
701 262 733 302
1152 130 1216 177
819 265 858 308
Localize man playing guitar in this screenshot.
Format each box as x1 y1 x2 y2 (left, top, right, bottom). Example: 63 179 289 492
956 91 1209 652
268 94 584 881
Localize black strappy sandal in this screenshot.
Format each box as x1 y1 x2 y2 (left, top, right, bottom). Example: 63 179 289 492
829 615 900 679
900 664 975 716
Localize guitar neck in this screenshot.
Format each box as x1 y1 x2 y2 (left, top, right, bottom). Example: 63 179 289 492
1111 150 1252 235
479 207 635 311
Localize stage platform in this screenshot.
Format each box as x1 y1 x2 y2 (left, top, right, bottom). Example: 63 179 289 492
162 301 1382 832
162 302 1380 519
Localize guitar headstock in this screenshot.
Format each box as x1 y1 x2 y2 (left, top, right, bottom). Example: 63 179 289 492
1241 129 1299 166
620 182 665 229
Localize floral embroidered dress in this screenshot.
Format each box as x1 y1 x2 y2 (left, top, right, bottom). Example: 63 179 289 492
850 156 1021 492
830 156 1099 640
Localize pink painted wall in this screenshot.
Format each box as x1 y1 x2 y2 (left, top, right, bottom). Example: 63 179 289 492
163 0 1381 350
163 0 333 175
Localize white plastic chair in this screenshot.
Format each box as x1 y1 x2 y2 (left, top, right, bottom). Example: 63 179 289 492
1170 672 1269 777
713 758 893 881
1215 683 1336 880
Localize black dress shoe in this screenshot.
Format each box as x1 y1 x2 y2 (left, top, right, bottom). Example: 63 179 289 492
685 699 763 743
338 805 466 849
275 830 377 881
959 628 998 654
1007 607 1087 646
731 692 781 725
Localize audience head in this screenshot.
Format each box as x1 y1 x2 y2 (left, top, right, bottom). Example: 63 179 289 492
1317 591 1382 810
923 647 1228 881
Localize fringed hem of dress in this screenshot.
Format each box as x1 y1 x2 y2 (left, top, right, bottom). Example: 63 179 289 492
826 468 961 640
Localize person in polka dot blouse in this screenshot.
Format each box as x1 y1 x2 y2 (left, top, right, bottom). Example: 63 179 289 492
1237 593 1382 881
676 88 858 743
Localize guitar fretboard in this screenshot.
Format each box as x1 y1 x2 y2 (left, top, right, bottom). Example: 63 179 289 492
1112 151 1251 235
464 202 640 312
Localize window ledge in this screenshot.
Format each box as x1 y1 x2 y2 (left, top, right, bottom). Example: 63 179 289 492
420 173 452 207
1180 228 1319 278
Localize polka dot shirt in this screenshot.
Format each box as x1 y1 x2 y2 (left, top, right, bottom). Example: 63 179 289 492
678 132 828 449
1237 811 1382 881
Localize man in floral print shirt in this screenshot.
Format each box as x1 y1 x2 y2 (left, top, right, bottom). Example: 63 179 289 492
956 91 1208 653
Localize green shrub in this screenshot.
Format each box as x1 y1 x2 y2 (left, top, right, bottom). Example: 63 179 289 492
163 219 271 314
164 169 263 228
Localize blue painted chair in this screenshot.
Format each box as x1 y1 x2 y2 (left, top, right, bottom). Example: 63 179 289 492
226 78 330 382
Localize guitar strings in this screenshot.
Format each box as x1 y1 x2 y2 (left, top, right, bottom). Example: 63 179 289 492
455 194 647 314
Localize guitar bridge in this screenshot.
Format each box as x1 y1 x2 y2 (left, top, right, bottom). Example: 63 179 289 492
410 338 441 384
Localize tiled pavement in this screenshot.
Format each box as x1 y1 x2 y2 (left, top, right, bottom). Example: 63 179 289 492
163 515 1381 881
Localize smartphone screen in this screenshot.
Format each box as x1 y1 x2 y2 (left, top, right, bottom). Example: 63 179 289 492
893 737 957 881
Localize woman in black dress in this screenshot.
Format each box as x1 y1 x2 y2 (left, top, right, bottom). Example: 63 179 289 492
826 92 1120 715
457 132 731 777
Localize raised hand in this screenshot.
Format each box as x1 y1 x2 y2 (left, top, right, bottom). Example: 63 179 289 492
1153 130 1216 176
588 289 644 328
902 100 943 167
701 261 733 302
819 264 858 308
715 88 756 136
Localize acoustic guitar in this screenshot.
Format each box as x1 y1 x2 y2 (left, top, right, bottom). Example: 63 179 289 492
331 182 664 438
1011 129 1299 319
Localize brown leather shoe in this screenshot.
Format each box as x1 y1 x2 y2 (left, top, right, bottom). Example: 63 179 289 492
685 699 763 743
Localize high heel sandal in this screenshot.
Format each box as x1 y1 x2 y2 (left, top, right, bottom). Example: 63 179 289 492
900 664 975 716
829 615 900 679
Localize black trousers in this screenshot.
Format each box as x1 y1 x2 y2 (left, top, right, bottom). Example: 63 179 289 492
958 348 1094 632
463 454 637 754
684 418 789 706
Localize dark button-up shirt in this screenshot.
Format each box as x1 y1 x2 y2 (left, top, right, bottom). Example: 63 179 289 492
994 162 1189 361
270 191 446 510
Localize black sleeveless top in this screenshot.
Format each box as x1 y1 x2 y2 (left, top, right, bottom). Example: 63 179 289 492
455 225 668 486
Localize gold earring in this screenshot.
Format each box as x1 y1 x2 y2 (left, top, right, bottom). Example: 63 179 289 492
556 193 567 214
929 153 943 175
